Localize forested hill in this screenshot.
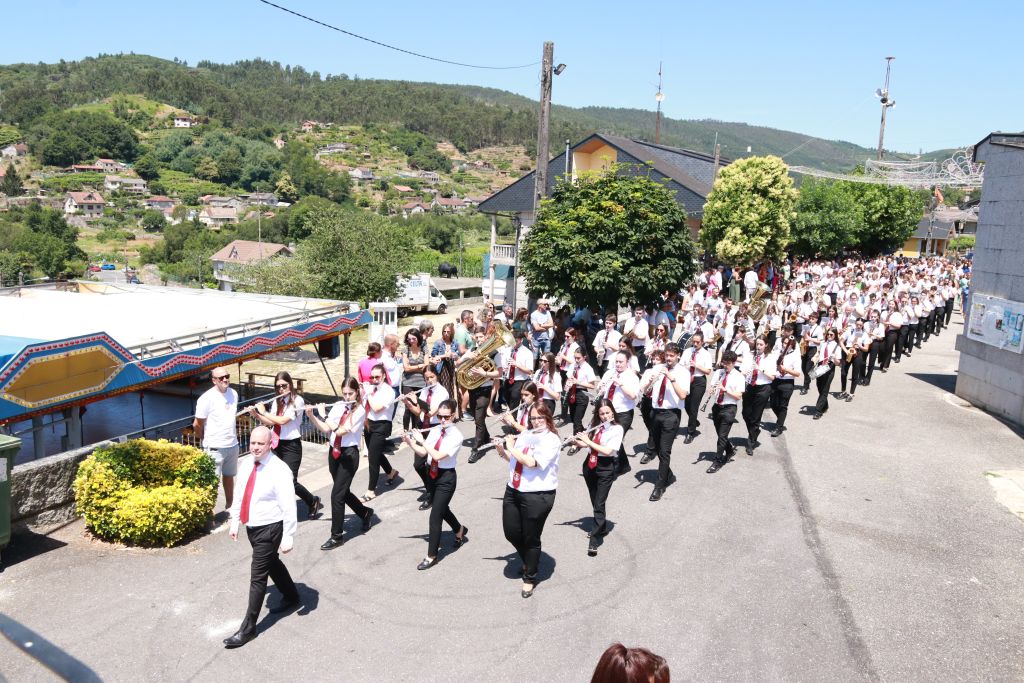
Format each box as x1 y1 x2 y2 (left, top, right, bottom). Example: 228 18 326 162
1 54 934 171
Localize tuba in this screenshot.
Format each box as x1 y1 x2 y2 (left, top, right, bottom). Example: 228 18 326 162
748 281 771 321
456 320 515 391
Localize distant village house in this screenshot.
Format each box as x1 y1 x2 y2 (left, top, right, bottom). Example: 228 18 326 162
64 191 106 218
173 116 195 128
104 175 148 195
211 239 293 292
199 206 238 228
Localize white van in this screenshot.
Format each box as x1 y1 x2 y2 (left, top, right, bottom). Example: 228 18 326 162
395 272 448 316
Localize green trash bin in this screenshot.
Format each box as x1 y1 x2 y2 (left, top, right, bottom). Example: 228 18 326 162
0 434 21 563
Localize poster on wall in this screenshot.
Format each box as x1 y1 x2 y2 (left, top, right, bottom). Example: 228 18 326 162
967 293 1024 354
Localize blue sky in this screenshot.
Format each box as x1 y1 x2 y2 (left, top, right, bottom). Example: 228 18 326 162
2 1 1019 154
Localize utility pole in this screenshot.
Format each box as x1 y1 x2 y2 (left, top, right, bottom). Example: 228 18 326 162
876 56 896 160
532 41 554 218
655 62 664 145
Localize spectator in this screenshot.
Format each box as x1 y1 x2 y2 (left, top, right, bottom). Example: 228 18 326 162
591 643 669 683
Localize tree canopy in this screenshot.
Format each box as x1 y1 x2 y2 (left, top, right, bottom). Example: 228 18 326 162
27 109 139 166
519 165 698 308
700 155 797 266
791 178 862 257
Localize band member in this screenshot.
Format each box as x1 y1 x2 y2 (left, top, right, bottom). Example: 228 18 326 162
362 363 399 502
638 349 667 463
403 400 468 570
600 350 641 476
532 352 562 415
770 336 802 437
565 346 597 436
812 327 841 419
645 342 689 501
495 402 561 599
555 328 580 421
401 366 450 499
741 337 776 455
839 319 869 400
224 426 300 649
706 350 745 474
865 310 885 385
682 332 714 444
506 330 534 409
898 294 914 361
456 333 501 466
304 379 375 551
800 312 823 395
592 314 622 374
881 304 903 371
623 306 650 371
574 399 622 556
502 382 538 435
246 371 321 519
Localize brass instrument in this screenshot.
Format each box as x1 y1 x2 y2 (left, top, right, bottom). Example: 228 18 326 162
748 281 771 321
845 346 857 363
638 364 667 396
799 335 809 356
456 320 514 391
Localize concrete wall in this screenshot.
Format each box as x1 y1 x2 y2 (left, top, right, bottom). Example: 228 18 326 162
10 441 112 534
955 136 1024 427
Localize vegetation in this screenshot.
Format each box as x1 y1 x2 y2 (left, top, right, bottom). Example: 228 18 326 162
851 183 923 255
1 163 23 196
26 109 139 166
0 203 87 278
949 234 975 252
520 165 698 309
0 125 20 147
791 178 863 257
701 155 798 266
73 439 218 547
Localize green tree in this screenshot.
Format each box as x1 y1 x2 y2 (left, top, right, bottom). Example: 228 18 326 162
141 209 167 232
274 172 299 203
1 164 24 197
791 179 863 257
520 165 697 309
194 156 219 181
29 110 139 166
853 184 923 255
423 220 459 253
133 153 161 181
700 155 797 266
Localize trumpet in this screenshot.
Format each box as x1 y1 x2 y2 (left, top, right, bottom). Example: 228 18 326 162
561 420 614 449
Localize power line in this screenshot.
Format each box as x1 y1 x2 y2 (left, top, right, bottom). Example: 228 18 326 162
257 0 539 71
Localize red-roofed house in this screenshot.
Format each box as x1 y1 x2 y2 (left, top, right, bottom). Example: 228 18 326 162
64 191 106 218
433 197 468 214
211 239 293 291
393 185 415 194
199 206 238 228
144 196 177 211
401 201 430 219
70 164 103 173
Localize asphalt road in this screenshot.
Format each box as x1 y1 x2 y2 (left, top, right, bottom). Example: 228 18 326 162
2 319 1023 682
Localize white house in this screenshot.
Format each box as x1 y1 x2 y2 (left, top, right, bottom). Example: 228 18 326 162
348 167 375 182
418 170 440 184
1 143 27 160
199 206 238 228
64 191 106 218
210 239 293 292
104 175 148 195
173 116 195 128
95 158 125 172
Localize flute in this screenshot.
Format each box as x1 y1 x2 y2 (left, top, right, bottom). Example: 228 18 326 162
560 420 613 449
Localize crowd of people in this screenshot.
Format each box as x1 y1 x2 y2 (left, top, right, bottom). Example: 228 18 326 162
204 253 970 649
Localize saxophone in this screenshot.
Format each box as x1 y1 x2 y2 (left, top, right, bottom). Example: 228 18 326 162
456 321 515 391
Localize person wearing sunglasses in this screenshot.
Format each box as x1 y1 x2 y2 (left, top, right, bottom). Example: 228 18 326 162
362 363 399 501
193 366 240 514
403 400 468 570
247 371 321 520
494 402 560 599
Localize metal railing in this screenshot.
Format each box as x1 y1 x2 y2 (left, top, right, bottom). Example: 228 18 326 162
491 244 517 262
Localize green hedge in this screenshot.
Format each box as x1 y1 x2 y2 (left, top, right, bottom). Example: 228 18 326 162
408 244 487 278
74 439 218 547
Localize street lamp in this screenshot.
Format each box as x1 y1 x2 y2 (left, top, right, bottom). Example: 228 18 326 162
875 57 896 160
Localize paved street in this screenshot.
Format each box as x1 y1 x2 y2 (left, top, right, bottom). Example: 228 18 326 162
2 319 1023 682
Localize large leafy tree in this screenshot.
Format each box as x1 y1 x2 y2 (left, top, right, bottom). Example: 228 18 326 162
791 178 862 257
519 164 697 308
700 155 797 266
1 163 24 197
853 183 922 255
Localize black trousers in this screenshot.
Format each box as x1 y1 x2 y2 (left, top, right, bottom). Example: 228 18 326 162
614 409 634 471
507 380 524 410
925 310 937 340
867 340 882 380
502 486 555 583
413 456 432 498
882 329 899 368
329 446 369 538
710 403 737 460
944 299 954 326
650 408 680 486
815 366 835 413
241 521 298 635
402 393 426 431
568 393 590 434
469 386 492 450
685 376 706 433
770 380 795 429
426 468 461 558
633 346 648 372
582 456 616 535
640 395 655 449
896 326 909 361
915 318 926 346
365 420 394 491
559 371 570 418
276 438 315 509
801 349 817 390
742 383 772 443
901 324 914 356
934 307 944 335
840 354 865 394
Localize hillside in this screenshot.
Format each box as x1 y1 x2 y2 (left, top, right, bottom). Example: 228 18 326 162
0 54 959 173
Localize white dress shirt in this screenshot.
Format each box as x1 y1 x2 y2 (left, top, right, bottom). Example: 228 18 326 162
327 403 365 447
683 347 713 379
229 453 298 548
651 365 689 410
363 383 396 421
511 345 534 381
712 368 745 406
270 394 305 441
601 369 640 412
532 368 562 401
746 352 776 386
417 384 450 424
507 430 560 492
424 424 462 469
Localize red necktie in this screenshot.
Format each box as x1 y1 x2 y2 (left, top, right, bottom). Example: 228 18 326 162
422 387 433 428
606 379 617 400
717 373 725 405
657 374 668 407
331 409 350 459
512 446 530 489
273 399 284 437
507 351 516 386
569 365 579 404
239 461 258 524
823 345 829 363
519 407 529 426
587 426 605 469
751 355 760 384
430 427 446 479
689 352 696 381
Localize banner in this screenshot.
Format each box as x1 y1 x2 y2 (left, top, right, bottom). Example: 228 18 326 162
966 294 1024 354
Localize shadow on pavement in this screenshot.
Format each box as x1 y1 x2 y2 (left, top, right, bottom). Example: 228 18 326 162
256 583 319 634
1 531 68 572
907 372 957 394
484 551 557 581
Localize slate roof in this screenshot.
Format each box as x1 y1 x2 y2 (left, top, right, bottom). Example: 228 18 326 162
477 133 727 218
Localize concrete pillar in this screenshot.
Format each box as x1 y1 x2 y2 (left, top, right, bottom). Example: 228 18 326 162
68 406 83 449
32 416 45 460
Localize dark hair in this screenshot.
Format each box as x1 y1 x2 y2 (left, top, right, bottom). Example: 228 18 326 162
274 371 294 392
591 643 669 683
522 381 539 402
540 352 557 380
665 342 681 355
341 377 361 400
529 401 557 433
366 342 381 356
721 349 738 364
648 349 666 364
404 327 423 349
371 362 386 377
590 398 615 428
423 365 438 379
437 398 457 414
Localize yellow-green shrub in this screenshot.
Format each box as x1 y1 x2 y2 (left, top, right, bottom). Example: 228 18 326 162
73 439 218 547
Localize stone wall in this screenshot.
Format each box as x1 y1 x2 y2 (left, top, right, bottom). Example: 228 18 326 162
10 441 113 533
955 135 1024 427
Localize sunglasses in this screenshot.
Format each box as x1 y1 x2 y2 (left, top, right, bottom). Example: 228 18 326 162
276 383 290 389
214 375 230 381
370 376 384 381
437 413 453 420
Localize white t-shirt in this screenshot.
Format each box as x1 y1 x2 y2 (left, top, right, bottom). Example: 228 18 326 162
511 345 534 381
530 309 553 342
195 386 239 448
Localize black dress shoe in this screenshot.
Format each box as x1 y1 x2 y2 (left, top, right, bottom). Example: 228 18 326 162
521 585 535 599
417 557 438 571
706 460 725 474
668 472 678 486
813 412 823 420
639 453 655 465
649 487 665 502
223 630 256 648
268 597 301 614
467 450 484 464
418 500 432 511
453 525 468 548
417 491 429 502
307 496 323 519
362 508 375 532
683 434 695 445
745 444 754 456
587 539 599 557
320 536 344 550
770 427 784 437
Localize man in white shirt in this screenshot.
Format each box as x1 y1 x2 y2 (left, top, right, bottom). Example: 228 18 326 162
507 330 535 409
706 350 746 474
743 267 759 301
193 366 240 513
601 351 640 476
623 306 650 371
224 426 301 649
592 314 622 374
530 298 555 359
647 342 689 502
